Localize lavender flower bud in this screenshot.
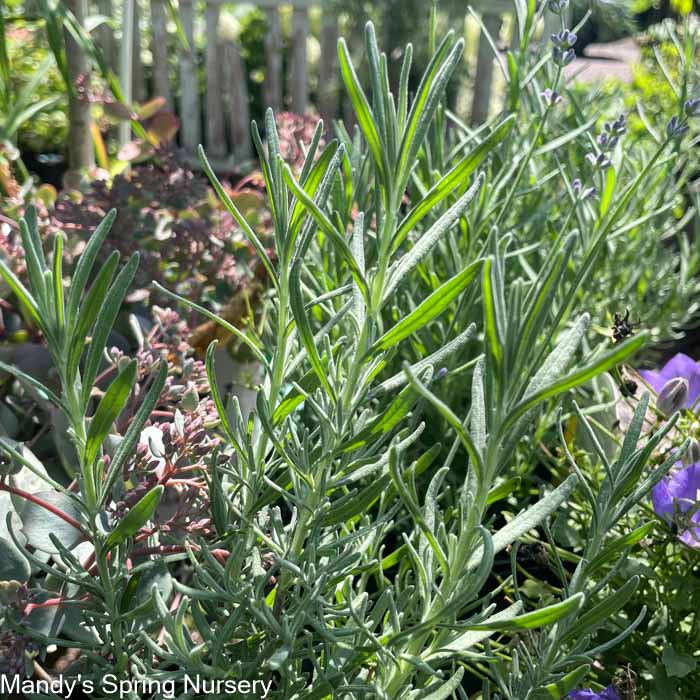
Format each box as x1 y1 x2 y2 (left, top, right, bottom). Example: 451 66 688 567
547 0 569 13
666 115 689 139
551 30 577 48
541 89 563 106
685 98 700 118
657 377 689 416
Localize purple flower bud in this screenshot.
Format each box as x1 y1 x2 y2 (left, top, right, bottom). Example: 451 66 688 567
657 377 689 416
547 0 569 13
667 115 690 138
551 30 577 48
541 88 563 106
685 98 700 118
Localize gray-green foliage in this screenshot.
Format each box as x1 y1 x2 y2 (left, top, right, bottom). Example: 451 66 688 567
0 4 693 698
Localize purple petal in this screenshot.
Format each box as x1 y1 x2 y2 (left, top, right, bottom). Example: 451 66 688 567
639 369 664 394
568 688 620 700
665 464 700 512
652 478 675 521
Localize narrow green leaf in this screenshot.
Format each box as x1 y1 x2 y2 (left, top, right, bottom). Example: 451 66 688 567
506 332 647 433
105 486 164 550
560 576 639 645
393 115 515 252
468 474 579 567
80 253 139 408
66 251 119 384
198 146 278 290
289 261 335 401
467 593 584 631
85 361 137 469
154 282 269 370
586 522 654 573
599 166 616 217
384 173 484 302
101 362 167 503
529 665 591 700
337 37 389 184
371 260 480 354
482 257 504 368
66 209 117 327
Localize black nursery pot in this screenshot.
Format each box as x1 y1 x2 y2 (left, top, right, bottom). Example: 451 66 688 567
20 151 67 190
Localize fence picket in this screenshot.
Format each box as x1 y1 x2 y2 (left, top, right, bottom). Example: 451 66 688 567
289 6 309 114
150 0 172 108
319 10 339 127
222 37 252 160
179 0 201 155
470 12 503 125
205 0 227 157
264 7 283 112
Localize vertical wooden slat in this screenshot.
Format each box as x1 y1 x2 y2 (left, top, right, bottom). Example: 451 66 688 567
264 7 282 112
150 0 172 108
96 0 116 71
318 10 338 125
205 0 226 157
64 0 94 181
179 0 201 154
470 12 503 125
132 0 146 103
118 0 134 147
222 38 252 160
289 6 309 114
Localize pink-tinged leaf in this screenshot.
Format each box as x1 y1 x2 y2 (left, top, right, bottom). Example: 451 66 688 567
146 111 180 145
136 97 167 120
103 100 137 121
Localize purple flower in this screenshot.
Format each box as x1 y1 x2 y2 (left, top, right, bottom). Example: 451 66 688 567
639 353 700 409
652 463 700 548
567 687 619 700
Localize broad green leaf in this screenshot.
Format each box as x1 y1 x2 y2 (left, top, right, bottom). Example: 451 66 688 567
17 491 84 554
105 486 164 550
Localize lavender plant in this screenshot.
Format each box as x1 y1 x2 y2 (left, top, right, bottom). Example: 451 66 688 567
0 7 691 700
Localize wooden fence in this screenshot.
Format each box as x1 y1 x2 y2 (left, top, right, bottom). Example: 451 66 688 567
95 0 551 168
